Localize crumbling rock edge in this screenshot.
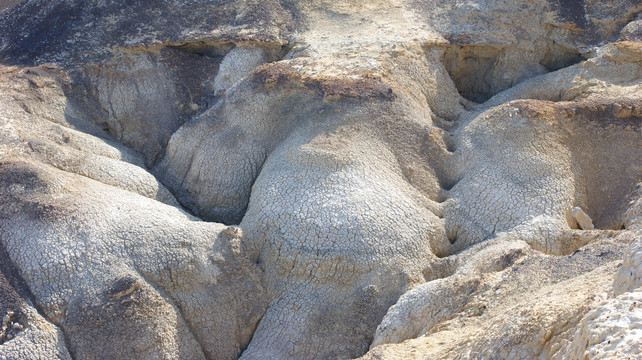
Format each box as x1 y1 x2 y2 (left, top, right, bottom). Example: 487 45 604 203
0 1 641 359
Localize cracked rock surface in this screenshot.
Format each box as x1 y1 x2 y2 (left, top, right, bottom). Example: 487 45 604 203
0 1 641 359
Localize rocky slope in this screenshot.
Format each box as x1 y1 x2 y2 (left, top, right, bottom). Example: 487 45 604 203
0 0 640 359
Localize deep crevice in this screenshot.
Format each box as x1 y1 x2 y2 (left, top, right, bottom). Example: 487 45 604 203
448 235 457 245
440 178 458 192
438 42 586 103
539 40 586 72
58 39 295 226
66 39 290 170
440 43 504 103
237 310 267 359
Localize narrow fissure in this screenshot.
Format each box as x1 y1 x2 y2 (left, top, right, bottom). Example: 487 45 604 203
236 310 267 359
134 272 211 360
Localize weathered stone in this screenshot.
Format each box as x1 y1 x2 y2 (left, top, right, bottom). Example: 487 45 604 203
0 1 640 359
572 206 595 230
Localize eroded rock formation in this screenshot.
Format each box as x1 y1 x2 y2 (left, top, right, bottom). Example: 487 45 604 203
0 0 640 359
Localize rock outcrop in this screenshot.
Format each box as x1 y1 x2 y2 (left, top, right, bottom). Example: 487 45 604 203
0 0 640 359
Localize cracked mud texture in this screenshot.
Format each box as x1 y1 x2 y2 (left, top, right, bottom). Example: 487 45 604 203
0 1 641 359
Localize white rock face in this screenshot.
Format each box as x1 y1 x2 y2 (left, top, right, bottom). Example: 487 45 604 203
556 291 642 360
371 240 530 348
0 0 640 359
0 307 71 360
614 238 642 296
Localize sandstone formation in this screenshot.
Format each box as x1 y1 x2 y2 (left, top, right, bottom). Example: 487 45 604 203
0 1 640 359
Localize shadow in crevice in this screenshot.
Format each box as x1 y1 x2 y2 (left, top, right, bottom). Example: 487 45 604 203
566 101 642 230
168 41 236 58
438 42 586 103
539 39 586 72
440 44 503 103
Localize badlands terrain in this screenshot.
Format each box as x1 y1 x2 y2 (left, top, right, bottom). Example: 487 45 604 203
0 0 640 359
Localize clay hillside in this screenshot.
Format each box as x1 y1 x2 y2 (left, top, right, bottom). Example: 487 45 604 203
0 1 640 359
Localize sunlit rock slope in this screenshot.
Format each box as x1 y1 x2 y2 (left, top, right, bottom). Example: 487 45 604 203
0 0 640 359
